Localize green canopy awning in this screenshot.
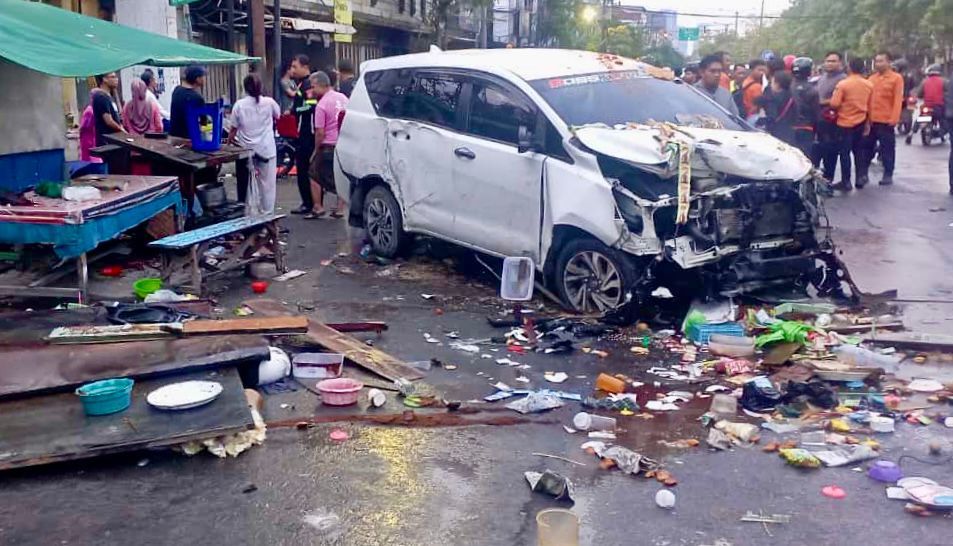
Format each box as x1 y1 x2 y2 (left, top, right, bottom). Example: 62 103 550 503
0 0 257 78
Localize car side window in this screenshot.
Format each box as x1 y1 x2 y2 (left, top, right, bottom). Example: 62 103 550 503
364 69 413 118
403 73 463 128
467 80 535 145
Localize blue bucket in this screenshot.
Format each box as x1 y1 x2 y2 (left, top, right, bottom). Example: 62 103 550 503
75 378 134 416
186 99 223 152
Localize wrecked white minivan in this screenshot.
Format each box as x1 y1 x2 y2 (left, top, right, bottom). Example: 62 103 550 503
335 49 844 313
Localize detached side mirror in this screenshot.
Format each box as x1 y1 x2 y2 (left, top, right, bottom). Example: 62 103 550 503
517 125 539 154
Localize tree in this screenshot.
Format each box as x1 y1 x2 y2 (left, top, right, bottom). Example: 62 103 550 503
427 0 493 49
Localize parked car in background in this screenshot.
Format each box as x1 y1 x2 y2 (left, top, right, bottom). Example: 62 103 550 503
335 48 841 313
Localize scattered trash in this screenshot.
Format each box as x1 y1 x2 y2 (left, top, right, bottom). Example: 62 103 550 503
273 269 307 282
658 439 700 449
242 483 258 494
532 452 587 467
544 372 569 384
367 388 386 408
302 509 342 537
329 429 349 442
136 458 149 467
740 376 782 413
812 445 878 467
655 489 676 509
715 421 759 442
779 448 822 468
821 485 846 499
587 431 616 440
572 412 617 432
423 333 441 344
582 441 659 476
740 511 790 524
870 416 895 433
450 342 481 353
907 378 944 393
506 392 564 414
868 460 904 483
594 373 625 394
646 400 680 411
709 394 738 419
525 470 575 501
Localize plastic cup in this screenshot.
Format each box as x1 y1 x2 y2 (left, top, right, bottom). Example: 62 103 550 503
536 508 579 546
595 373 625 394
367 388 386 408
573 412 617 432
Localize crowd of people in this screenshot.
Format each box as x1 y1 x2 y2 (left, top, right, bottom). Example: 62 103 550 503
685 51 953 194
79 56 356 217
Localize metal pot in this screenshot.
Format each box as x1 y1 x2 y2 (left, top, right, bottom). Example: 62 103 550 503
196 183 227 210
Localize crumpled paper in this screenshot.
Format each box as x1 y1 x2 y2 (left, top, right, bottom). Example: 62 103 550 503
811 445 878 467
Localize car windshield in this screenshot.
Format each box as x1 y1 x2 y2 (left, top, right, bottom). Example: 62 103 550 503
530 71 744 130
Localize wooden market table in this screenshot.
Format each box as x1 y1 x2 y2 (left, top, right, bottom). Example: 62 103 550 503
0 175 184 301
100 133 251 215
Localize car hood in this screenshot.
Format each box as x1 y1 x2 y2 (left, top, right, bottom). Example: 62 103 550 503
574 125 813 181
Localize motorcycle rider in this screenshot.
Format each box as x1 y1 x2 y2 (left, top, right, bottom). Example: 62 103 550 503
909 64 947 144
791 57 820 158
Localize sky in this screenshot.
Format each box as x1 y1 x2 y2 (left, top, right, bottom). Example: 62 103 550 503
622 0 793 29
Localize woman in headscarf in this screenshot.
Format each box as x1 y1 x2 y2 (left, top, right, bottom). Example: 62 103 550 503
122 79 163 135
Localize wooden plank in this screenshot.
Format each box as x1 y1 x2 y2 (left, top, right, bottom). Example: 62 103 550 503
825 322 905 335
46 316 308 344
0 367 252 471
181 316 308 335
863 331 953 351
0 336 268 399
148 213 285 249
104 134 250 170
244 298 425 382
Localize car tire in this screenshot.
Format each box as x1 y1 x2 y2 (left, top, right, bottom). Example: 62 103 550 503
554 237 639 314
363 185 409 258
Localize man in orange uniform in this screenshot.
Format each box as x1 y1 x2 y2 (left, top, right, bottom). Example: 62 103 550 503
742 60 767 119
864 51 904 186
829 58 873 191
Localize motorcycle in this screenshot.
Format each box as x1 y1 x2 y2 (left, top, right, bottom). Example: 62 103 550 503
908 104 946 146
897 95 916 136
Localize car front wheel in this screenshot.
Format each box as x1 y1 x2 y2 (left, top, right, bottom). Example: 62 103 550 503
363 185 408 258
554 238 637 313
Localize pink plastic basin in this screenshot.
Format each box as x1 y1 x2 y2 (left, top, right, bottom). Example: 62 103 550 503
315 378 364 406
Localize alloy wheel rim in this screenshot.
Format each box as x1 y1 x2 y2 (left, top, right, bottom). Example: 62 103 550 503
366 198 394 251
563 251 623 313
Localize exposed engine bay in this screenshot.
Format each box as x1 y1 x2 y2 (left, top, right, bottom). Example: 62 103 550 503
592 145 856 304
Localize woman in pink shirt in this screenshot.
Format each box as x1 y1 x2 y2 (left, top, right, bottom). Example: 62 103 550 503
305 71 349 219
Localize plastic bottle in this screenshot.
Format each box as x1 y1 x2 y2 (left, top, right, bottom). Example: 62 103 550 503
834 345 901 368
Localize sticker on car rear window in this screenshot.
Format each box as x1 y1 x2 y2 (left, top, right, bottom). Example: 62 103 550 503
547 71 646 89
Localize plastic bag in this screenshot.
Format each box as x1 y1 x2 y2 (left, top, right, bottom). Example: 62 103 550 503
506 392 564 414
755 321 812 348
741 376 782 412
779 448 821 468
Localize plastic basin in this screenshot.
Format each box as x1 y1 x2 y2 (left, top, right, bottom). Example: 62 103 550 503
537 508 579 546
315 378 363 406
75 378 134 416
133 278 162 300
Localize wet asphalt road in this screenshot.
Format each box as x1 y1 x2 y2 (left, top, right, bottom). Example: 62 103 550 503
2 142 953 545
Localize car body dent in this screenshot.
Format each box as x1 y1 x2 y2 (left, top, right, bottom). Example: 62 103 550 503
573 124 813 181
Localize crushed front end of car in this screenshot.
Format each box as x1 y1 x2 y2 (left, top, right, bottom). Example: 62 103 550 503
575 123 855 302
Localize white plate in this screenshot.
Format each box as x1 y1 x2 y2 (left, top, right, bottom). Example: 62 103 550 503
147 380 223 410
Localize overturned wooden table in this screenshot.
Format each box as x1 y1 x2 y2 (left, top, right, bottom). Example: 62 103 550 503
149 213 287 295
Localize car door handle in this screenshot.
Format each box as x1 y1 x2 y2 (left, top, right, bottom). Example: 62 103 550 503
390 130 410 140
454 147 476 160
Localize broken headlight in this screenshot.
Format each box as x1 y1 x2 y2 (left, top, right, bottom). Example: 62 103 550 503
612 186 644 234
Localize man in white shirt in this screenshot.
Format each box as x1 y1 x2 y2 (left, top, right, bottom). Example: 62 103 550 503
141 69 170 120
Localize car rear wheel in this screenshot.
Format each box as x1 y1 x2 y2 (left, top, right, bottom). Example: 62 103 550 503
554 238 638 313
363 185 408 258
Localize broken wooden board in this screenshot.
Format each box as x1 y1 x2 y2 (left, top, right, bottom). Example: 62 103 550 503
863 332 953 352
243 298 424 382
46 315 308 344
0 336 268 398
825 322 905 335
181 316 308 336
0 367 252 471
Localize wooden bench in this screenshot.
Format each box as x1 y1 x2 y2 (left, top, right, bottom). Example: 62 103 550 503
149 213 286 294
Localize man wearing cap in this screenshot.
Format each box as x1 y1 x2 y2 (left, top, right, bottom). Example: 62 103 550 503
170 65 207 139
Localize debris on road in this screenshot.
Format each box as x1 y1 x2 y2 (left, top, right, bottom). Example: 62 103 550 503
525 470 575 501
